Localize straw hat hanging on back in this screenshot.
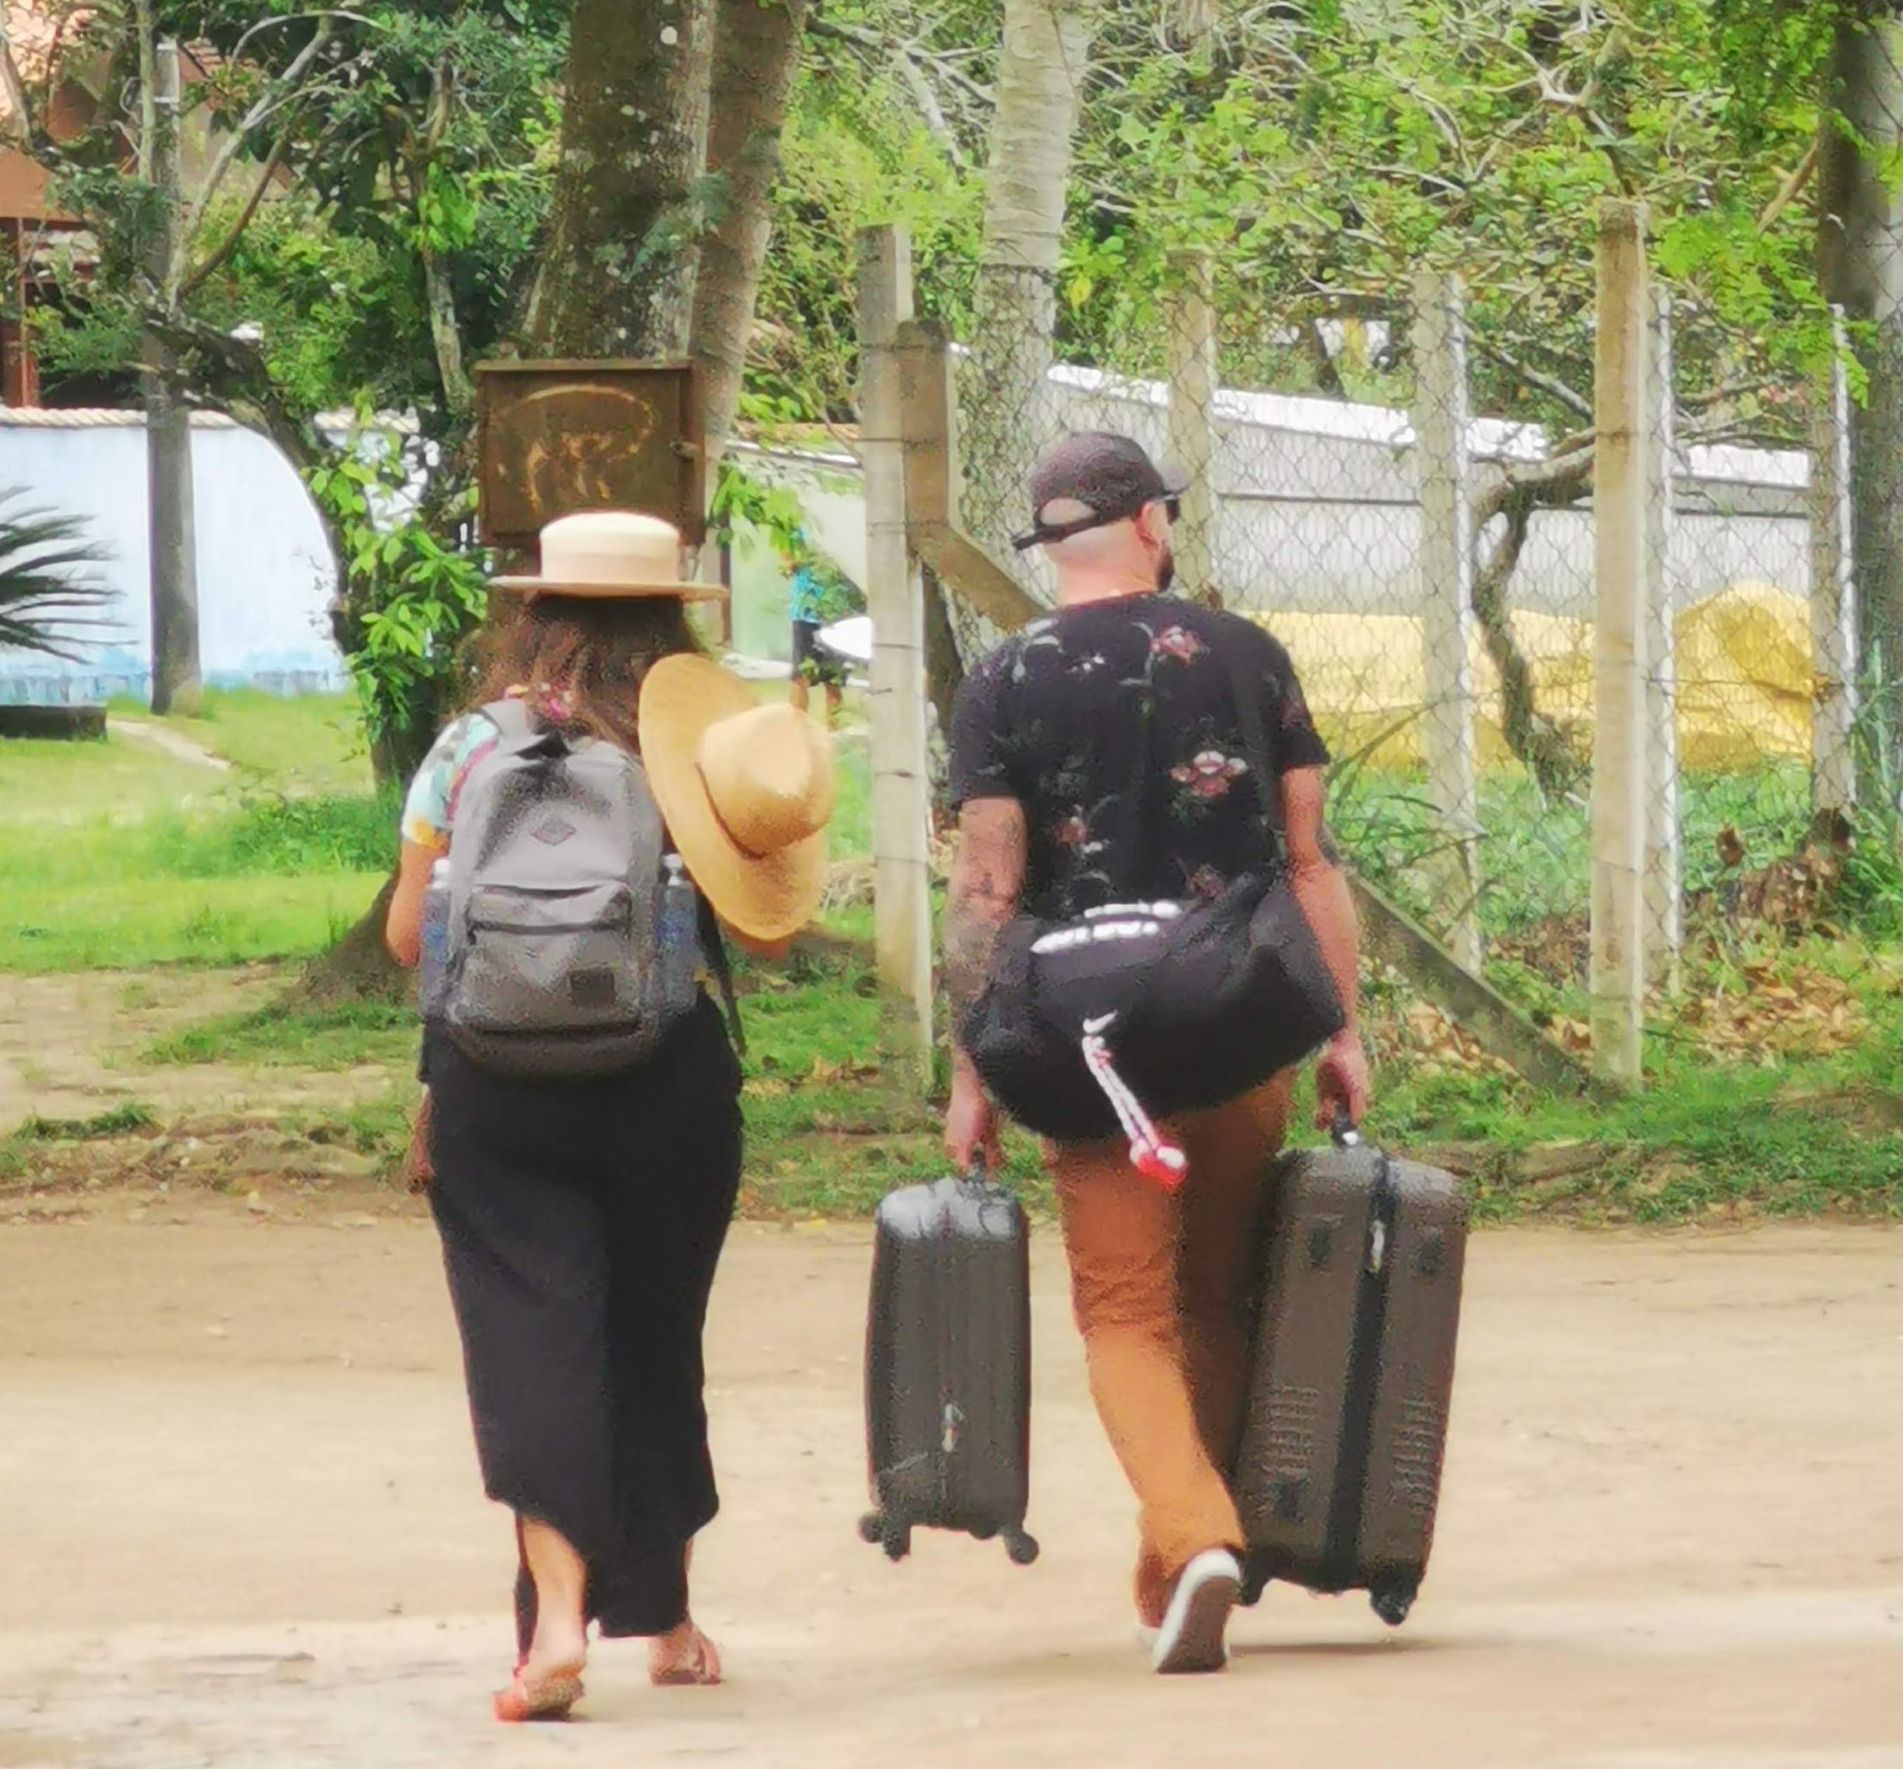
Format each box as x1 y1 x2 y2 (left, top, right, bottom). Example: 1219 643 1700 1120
490 510 826 936
640 656 837 942
491 510 727 600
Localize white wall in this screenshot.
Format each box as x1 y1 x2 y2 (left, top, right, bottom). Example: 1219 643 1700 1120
0 414 343 702
725 444 867 661
719 376 1816 643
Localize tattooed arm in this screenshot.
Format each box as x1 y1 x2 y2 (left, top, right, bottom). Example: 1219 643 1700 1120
944 796 1028 1169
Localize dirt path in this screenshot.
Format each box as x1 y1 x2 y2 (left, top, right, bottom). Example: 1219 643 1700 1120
105 718 233 773
1 1210 1899 1767
0 970 396 1132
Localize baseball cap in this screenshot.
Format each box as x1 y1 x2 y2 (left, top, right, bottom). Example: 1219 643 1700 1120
1013 432 1191 552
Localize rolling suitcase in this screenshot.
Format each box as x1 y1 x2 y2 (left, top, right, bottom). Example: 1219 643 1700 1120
1234 1124 1466 1626
859 1170 1040 1567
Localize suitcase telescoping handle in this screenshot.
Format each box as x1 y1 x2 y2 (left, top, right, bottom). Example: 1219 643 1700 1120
1329 1110 1392 1274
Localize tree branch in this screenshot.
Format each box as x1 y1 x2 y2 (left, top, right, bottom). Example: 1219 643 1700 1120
178 104 306 300
808 16 993 115
1470 337 1593 421
1756 137 1819 235
180 16 339 257
146 307 327 473
415 60 473 417
1472 436 1595 531
890 44 964 166
1472 476 1592 798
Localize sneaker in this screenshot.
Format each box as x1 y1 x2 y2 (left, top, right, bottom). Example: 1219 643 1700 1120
1150 1548 1241 1675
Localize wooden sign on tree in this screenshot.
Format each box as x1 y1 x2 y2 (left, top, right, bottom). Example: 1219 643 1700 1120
474 360 706 554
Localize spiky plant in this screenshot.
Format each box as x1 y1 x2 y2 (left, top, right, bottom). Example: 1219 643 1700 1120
0 495 114 661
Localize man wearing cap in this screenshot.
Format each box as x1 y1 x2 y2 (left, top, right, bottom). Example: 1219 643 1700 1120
943 433 1369 1674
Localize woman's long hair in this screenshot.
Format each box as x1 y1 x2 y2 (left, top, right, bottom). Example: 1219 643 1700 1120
467 592 702 751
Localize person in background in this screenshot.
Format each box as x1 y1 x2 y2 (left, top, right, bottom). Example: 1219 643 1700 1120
784 532 847 728
386 511 835 1722
942 434 1370 1676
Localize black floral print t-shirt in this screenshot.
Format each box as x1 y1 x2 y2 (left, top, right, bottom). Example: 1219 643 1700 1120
948 594 1330 921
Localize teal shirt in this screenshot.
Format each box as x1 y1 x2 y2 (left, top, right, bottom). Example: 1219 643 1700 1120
789 565 826 627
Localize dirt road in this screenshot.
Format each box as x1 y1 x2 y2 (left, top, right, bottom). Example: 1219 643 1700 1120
2 1208 1900 1768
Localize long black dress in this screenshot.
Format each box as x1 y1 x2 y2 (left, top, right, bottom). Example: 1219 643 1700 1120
425 998 742 1652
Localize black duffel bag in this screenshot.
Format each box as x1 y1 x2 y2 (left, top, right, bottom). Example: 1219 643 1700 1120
958 656 1345 1164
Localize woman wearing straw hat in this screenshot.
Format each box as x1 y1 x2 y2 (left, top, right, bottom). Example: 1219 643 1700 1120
385 510 834 1722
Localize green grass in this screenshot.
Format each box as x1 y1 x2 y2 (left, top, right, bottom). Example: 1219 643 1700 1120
2 874 386 972
1346 931 1903 1222
152 926 1902 1224
1 1102 159 1187
829 732 871 860
1336 762 1812 938
729 942 1046 1215
145 998 416 1070
9 1103 157 1142
112 690 373 794
0 730 218 828
105 917 1903 1221
15 684 1898 1223
2 692 390 973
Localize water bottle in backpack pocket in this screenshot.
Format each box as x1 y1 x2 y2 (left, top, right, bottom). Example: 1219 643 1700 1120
419 858 453 1022
656 853 706 1018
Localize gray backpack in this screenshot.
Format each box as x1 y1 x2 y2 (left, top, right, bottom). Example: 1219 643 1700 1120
441 700 709 1079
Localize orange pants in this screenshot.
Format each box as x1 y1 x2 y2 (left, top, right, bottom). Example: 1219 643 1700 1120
1048 1077 1293 1624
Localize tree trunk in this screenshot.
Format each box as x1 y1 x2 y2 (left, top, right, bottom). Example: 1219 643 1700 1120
1820 7 1903 783
692 0 810 453
304 0 728 1009
146 37 201 715
955 0 1092 635
524 0 713 358
282 876 414 1009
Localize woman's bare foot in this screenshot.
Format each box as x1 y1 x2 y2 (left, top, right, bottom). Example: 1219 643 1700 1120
522 1618 589 1682
503 1517 589 1718
648 1618 723 1687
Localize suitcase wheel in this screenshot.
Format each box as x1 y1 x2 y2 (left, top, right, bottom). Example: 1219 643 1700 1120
1004 1528 1040 1567
857 1511 884 1547
1370 1583 1416 1628
881 1522 913 1562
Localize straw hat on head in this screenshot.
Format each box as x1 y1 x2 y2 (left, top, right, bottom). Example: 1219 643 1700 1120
639 655 837 941
492 510 726 600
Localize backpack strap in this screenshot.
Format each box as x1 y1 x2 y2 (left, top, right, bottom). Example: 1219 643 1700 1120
480 697 539 740
440 704 526 835
696 890 748 1057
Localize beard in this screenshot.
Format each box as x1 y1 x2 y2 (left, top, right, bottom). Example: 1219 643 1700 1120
1154 543 1176 593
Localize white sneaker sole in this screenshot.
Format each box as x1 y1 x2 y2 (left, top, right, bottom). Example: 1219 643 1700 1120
1151 1549 1240 1675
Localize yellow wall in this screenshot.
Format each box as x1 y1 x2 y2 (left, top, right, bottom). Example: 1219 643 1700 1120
1259 583 1812 773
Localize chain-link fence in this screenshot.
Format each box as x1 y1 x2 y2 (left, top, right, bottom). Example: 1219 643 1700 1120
921 218 1866 1078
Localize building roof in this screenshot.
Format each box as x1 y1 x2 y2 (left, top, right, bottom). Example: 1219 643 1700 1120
0 405 237 426
1 1 94 110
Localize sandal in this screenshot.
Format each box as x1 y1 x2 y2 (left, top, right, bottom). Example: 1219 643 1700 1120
493 1660 585 1723
648 1623 723 1688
